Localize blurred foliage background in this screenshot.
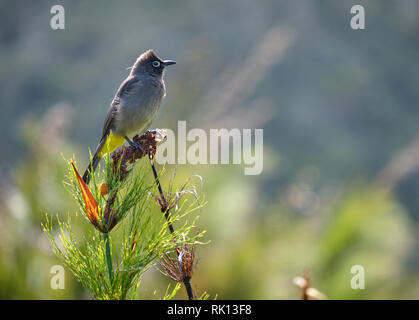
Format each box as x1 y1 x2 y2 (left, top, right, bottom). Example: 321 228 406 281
1 0 419 299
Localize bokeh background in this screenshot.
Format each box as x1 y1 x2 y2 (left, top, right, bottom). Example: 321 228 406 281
1 0 419 299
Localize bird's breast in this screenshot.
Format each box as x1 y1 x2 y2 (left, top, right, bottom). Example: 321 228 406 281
113 78 165 136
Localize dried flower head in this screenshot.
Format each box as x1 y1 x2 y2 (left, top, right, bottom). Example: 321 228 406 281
159 242 196 283
111 129 167 183
293 269 328 300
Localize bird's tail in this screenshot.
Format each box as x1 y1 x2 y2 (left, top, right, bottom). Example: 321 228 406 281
82 132 122 184
82 141 105 184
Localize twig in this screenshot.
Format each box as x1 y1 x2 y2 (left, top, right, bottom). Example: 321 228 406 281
148 152 194 300
149 153 175 234
183 280 194 300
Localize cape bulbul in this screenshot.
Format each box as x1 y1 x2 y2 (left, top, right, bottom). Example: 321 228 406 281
82 49 176 183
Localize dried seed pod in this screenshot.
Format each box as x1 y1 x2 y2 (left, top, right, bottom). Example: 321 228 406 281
99 183 109 196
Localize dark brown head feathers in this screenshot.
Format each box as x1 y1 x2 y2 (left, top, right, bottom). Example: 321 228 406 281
139 49 160 62
131 49 164 75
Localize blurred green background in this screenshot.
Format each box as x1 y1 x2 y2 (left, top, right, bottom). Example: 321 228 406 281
1 0 419 299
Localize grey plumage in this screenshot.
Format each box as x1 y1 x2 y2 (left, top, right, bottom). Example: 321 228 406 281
82 50 176 183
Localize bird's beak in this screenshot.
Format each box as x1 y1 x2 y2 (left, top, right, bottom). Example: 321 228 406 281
163 60 176 66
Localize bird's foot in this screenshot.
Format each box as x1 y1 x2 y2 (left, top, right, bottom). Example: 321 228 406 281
125 136 144 153
145 129 158 135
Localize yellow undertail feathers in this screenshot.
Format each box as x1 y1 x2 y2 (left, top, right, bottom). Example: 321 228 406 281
98 132 126 158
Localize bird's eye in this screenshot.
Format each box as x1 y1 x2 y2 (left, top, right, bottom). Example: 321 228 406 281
152 61 161 68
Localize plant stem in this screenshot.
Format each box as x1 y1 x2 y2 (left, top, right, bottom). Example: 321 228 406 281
149 154 174 234
183 280 194 300
103 233 113 285
149 153 194 300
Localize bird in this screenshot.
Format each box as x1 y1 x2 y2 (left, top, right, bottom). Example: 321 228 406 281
82 49 176 184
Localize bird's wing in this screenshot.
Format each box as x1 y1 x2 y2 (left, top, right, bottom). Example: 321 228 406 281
115 75 140 99
100 76 140 140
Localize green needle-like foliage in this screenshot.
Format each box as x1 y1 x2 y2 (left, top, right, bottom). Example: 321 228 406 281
43 150 205 299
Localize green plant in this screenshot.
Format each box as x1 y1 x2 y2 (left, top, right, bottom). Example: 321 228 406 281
43 132 206 299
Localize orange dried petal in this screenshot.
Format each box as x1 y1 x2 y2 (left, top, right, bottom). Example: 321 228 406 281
99 183 109 196
71 162 99 226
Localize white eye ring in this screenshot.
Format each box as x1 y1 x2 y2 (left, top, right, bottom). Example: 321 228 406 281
152 60 161 68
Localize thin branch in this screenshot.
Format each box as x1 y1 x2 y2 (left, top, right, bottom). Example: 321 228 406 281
183 280 194 300
148 152 194 300
149 153 175 234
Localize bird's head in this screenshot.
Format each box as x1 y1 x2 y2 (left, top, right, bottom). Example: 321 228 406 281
130 49 176 77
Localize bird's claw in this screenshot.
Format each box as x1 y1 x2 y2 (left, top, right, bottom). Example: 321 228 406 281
132 142 144 153
125 136 144 153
